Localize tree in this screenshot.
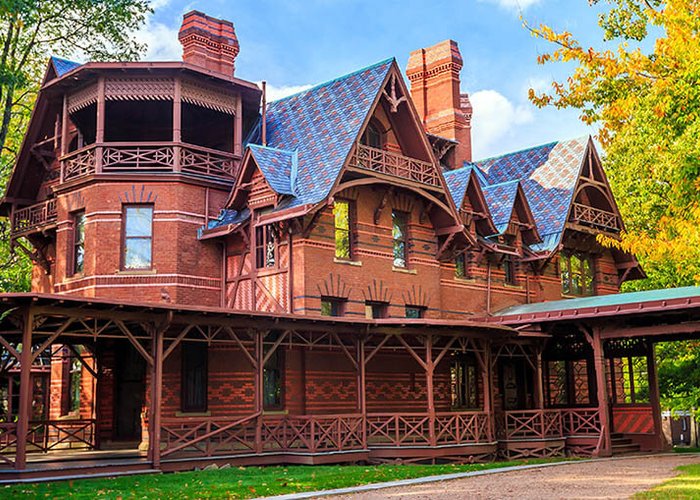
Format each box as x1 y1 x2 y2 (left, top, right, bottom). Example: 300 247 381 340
0 0 152 291
527 0 700 290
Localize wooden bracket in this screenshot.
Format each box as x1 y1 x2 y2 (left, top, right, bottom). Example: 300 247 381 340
382 73 407 113
374 187 393 225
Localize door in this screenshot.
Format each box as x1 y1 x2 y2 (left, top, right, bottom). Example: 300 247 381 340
114 342 146 441
499 358 534 410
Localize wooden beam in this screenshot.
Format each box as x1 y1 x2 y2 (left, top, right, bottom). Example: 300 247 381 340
15 308 32 470
224 327 257 368
587 326 612 457
163 324 194 361
31 317 75 363
115 320 153 366
374 187 393 225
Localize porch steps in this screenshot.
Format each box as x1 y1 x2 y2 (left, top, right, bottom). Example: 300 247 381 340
0 456 155 484
611 433 641 455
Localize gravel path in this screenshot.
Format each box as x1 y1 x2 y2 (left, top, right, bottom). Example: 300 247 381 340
327 455 700 500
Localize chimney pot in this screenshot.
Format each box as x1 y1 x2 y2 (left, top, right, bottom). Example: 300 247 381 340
178 10 240 76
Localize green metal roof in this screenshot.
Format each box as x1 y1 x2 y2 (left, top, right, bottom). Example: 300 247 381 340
496 286 700 317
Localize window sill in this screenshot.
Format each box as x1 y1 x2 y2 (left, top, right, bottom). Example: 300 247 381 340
175 411 211 417
263 409 288 415
56 413 81 421
454 277 476 284
334 258 362 267
64 273 84 283
116 269 157 275
392 266 417 275
503 283 524 290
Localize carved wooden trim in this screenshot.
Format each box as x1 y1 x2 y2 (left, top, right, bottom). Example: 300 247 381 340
67 84 98 114
182 79 237 115
105 77 175 101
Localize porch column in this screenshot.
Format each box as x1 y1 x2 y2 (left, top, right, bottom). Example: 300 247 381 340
148 326 164 468
481 341 494 441
172 77 182 172
357 337 367 448
95 76 105 173
647 341 665 451
254 330 263 454
534 345 545 409
589 327 612 457
15 308 33 470
425 335 436 447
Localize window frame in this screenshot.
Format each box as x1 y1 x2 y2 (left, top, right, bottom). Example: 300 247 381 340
181 342 208 413
321 297 346 317
560 252 596 297
503 256 517 285
263 347 285 411
360 119 384 149
392 210 409 269
255 223 278 269
121 204 154 271
454 253 468 279
70 210 86 276
333 199 355 261
405 305 426 319
365 301 389 319
451 354 480 410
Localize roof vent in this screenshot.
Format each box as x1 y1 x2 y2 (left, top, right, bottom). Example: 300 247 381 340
178 10 240 76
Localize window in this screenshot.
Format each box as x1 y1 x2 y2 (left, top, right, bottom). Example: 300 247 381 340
360 121 383 149
560 253 595 296
333 200 354 260
255 224 277 268
503 256 516 285
181 343 208 413
405 305 426 318
71 211 86 275
455 253 467 279
61 347 82 416
263 348 284 410
123 205 153 270
321 297 346 317
392 210 409 268
451 355 479 409
365 301 388 319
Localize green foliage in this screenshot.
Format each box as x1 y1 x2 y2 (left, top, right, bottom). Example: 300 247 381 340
635 462 700 498
0 460 567 499
656 341 700 415
0 0 151 291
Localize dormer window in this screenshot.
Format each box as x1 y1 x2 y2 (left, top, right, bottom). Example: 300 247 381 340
360 120 383 149
560 252 595 296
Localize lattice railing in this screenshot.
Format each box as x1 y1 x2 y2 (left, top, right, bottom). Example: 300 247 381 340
11 199 57 238
435 411 492 444
572 203 620 231
366 413 432 447
0 423 16 466
349 143 441 187
503 410 563 440
60 142 238 182
561 408 601 436
26 419 96 452
261 414 364 453
160 413 259 458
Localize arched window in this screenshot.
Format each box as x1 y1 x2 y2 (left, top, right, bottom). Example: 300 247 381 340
360 120 383 149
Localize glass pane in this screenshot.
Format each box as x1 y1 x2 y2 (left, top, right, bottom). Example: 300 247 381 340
321 300 332 316
125 238 152 269
392 211 406 240
335 229 350 259
74 213 85 244
125 206 153 237
393 241 406 268
455 255 465 278
334 201 350 230
406 307 421 319
74 246 85 274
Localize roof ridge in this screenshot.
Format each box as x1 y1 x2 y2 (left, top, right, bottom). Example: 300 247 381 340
483 179 521 189
269 57 395 104
249 144 295 154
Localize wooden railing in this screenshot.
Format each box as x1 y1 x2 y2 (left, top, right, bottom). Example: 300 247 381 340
435 411 492 445
0 423 16 465
349 143 441 188
367 412 491 447
261 414 364 453
160 413 259 458
11 199 58 238
26 419 96 452
61 142 239 183
561 408 601 436
503 410 563 440
572 203 620 232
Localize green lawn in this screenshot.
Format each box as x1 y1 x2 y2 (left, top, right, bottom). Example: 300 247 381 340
2 459 564 499
636 463 700 499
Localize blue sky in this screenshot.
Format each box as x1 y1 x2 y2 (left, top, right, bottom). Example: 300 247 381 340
140 0 608 159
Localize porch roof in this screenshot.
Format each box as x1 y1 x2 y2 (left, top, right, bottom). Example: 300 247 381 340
0 293 514 337
492 285 700 324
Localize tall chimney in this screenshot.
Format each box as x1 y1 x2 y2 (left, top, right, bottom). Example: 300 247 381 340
406 40 472 167
178 11 240 76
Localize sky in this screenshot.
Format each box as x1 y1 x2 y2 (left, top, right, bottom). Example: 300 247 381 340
137 0 608 159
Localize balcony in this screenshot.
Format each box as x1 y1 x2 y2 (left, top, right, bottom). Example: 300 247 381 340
11 199 57 239
571 203 620 232
348 143 441 188
60 142 240 184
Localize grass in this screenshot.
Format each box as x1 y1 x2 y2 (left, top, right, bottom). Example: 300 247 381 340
2 458 566 499
636 463 700 499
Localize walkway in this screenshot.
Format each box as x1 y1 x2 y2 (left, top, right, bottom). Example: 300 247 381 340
328 455 700 499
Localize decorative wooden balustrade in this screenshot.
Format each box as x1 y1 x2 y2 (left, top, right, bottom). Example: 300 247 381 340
10 199 57 238
261 414 364 454
26 419 96 452
571 203 620 232
0 423 16 466
367 412 491 448
349 143 441 188
160 413 259 458
561 408 601 436
502 410 563 441
61 142 239 183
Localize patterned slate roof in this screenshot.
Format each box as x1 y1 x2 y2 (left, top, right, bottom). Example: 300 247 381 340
198 207 251 238
481 181 520 233
443 165 474 210
255 58 394 206
50 56 81 77
248 145 295 195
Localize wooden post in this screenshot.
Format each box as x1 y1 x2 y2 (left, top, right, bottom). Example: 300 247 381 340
234 94 242 157
647 341 665 451
589 327 612 457
255 330 263 454
425 335 436 447
173 77 182 173
358 337 367 448
535 345 545 409
482 341 494 441
15 308 33 470
149 326 164 468
95 76 106 173
60 94 69 184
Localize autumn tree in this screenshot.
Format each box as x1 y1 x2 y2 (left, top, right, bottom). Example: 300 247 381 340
0 0 152 291
527 0 700 290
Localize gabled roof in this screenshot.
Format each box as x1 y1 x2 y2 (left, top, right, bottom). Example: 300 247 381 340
50 56 81 77
257 58 394 207
248 145 296 195
481 180 520 233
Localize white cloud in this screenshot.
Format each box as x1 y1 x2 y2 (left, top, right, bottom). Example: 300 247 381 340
131 0 183 61
480 0 542 13
470 89 534 158
260 83 314 102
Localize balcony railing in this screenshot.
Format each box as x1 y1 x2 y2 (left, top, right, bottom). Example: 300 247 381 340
502 409 563 440
11 199 57 238
61 142 239 183
349 143 441 188
572 203 620 232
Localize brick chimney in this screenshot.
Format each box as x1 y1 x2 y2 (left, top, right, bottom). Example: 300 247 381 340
406 40 472 167
178 11 240 76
